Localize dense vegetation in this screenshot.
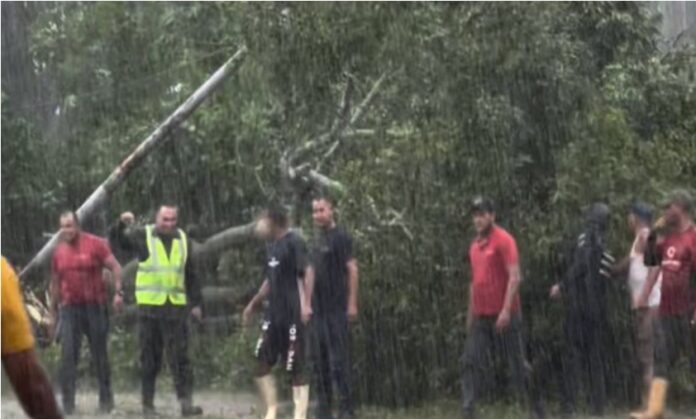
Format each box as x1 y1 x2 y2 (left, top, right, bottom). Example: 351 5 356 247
2 2 696 413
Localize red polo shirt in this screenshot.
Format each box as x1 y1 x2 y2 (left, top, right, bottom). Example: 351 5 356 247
656 226 696 316
469 225 521 316
52 232 112 306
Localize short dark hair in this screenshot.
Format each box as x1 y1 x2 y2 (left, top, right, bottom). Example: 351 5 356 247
263 204 289 229
158 203 178 213
59 210 80 226
312 194 337 208
662 189 693 214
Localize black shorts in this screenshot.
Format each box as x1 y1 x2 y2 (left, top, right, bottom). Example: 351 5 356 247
255 319 305 374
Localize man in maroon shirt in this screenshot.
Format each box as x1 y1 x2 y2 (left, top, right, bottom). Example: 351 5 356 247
461 197 544 419
632 190 696 419
50 211 123 415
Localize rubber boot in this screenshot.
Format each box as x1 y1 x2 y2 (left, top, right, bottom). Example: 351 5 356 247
630 378 668 419
293 385 310 419
256 375 278 419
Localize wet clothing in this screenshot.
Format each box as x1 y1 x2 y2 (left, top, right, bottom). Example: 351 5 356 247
109 220 201 406
558 232 615 320
309 227 355 417
311 227 353 315
59 304 113 411
52 233 112 306
265 231 307 323
311 313 353 417
558 229 614 415
633 307 658 395
561 312 608 415
256 231 308 377
653 314 692 379
256 319 305 374
628 228 661 308
647 226 696 316
1 257 35 355
645 226 696 383
468 225 521 316
139 314 193 407
461 314 542 417
51 233 115 411
463 227 542 418
109 221 202 318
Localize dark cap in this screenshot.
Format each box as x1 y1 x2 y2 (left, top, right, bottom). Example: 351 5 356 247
660 189 693 213
630 201 652 223
471 196 495 214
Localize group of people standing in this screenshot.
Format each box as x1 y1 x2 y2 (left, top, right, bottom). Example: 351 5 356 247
463 190 696 419
27 195 358 419
2 189 695 419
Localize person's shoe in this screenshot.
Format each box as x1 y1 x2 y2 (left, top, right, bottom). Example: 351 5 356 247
314 405 333 419
529 405 546 419
630 378 668 419
99 401 115 414
180 401 203 417
143 404 158 418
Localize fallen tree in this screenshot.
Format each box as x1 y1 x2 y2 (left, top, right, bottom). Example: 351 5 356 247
20 46 248 282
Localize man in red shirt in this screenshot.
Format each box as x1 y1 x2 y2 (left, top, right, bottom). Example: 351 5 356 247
632 190 696 419
461 197 544 419
50 211 123 415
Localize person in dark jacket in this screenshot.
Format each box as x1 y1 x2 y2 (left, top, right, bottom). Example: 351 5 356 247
549 203 615 417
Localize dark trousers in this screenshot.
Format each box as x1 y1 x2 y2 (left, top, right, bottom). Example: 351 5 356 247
653 314 692 380
311 312 353 417
561 314 607 416
139 314 193 406
59 304 113 410
461 314 541 417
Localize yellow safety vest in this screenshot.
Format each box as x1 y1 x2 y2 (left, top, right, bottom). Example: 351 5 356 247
135 225 188 306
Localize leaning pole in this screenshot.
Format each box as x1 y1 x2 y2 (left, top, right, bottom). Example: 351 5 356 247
19 46 248 280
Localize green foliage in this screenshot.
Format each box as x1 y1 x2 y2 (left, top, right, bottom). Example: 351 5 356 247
4 1 696 411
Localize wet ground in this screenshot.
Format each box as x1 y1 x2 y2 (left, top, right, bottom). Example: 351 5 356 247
2 392 696 419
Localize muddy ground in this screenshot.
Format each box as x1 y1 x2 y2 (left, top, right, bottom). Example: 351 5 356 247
3 391 696 419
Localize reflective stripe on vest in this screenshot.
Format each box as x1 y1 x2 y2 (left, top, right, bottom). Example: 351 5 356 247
135 225 188 306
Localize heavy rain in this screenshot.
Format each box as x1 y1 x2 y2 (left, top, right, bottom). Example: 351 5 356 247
2 2 696 419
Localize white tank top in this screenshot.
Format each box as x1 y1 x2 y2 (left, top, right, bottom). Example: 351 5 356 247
628 228 661 307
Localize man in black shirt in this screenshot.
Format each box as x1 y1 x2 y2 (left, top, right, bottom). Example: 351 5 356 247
243 205 311 419
110 206 203 417
307 197 359 419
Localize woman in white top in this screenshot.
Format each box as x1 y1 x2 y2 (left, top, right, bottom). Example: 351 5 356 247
614 202 661 407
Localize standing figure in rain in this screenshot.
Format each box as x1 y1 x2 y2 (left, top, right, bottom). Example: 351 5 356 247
611 202 661 409
111 206 204 417
243 205 312 419
461 196 545 419
549 203 614 417
307 195 359 419
50 211 123 415
631 190 696 419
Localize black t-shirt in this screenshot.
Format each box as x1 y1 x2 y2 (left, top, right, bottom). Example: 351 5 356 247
310 227 354 315
265 231 308 322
